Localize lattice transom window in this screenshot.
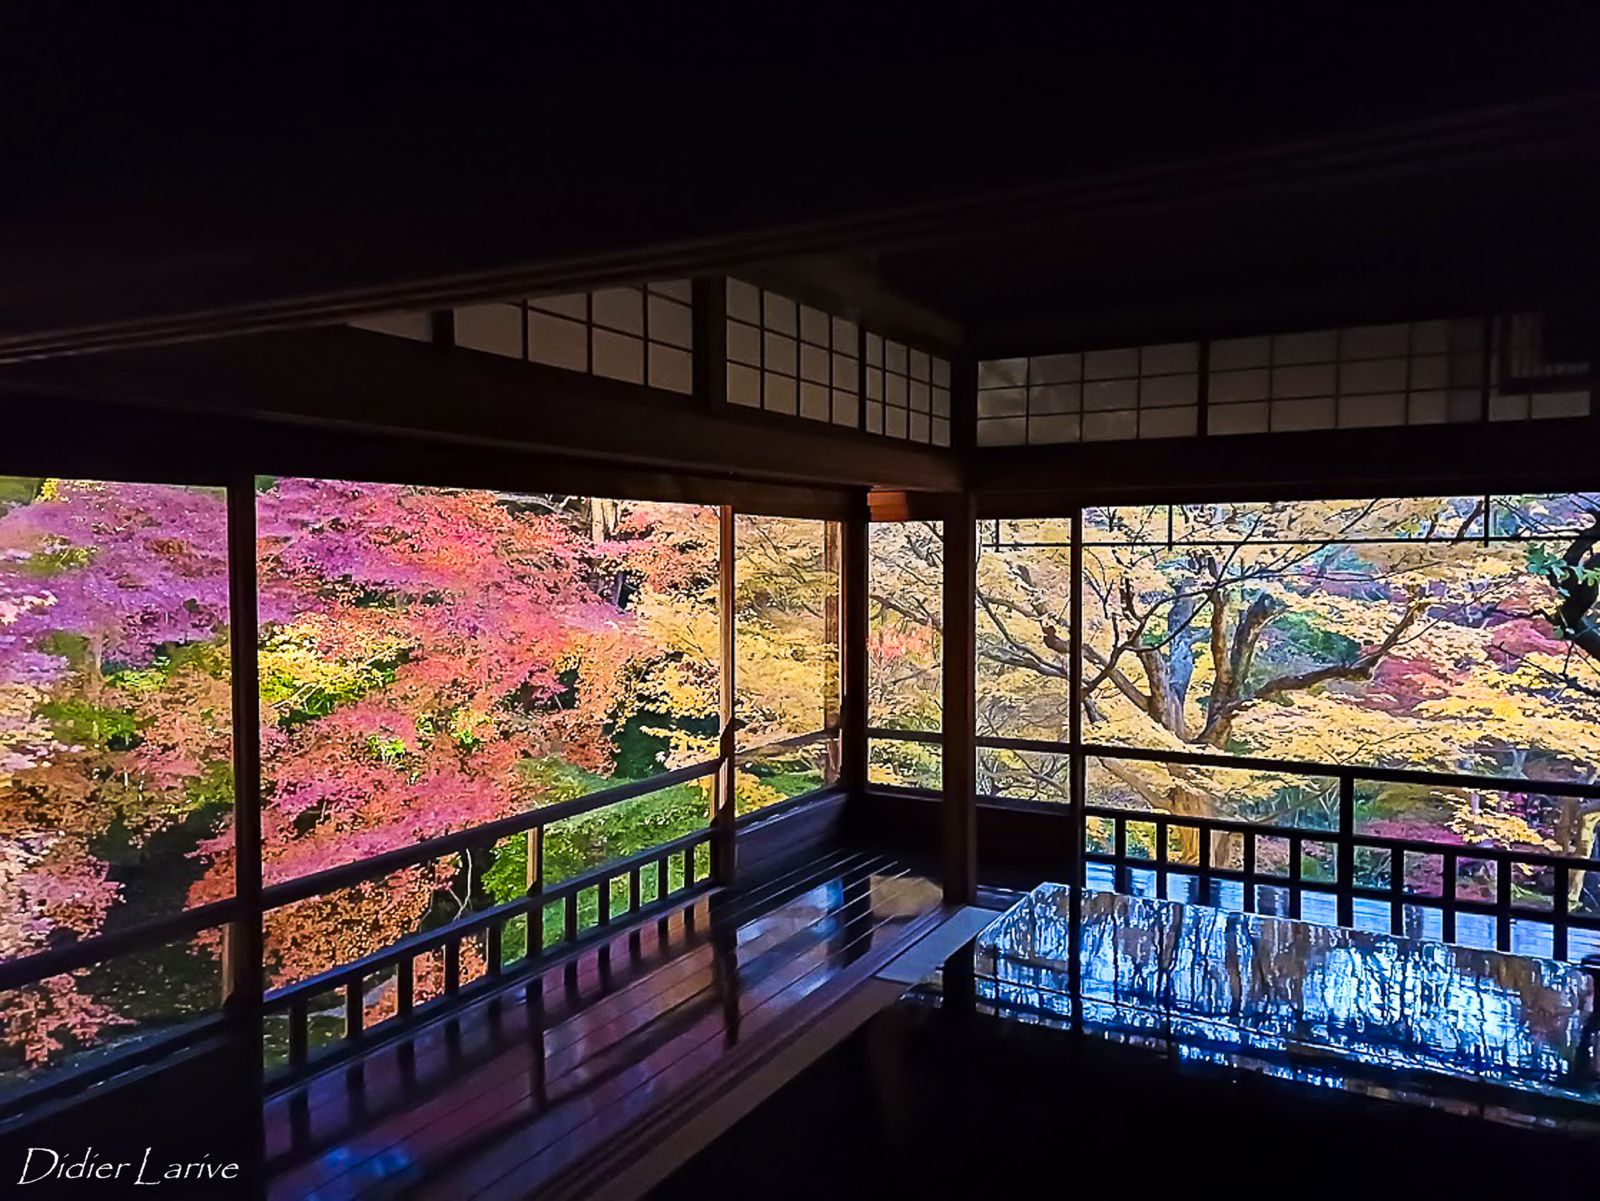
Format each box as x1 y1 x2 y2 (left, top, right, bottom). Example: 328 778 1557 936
725 279 860 427
865 334 951 446
448 280 694 395
977 342 1199 445
1208 317 1588 434
977 314 1590 446
1210 320 1471 433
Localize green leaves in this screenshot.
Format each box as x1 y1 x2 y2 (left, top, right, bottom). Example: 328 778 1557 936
1271 611 1361 668
1528 542 1600 592
37 697 140 750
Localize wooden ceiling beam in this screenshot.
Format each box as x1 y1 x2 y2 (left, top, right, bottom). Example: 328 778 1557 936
0 327 963 496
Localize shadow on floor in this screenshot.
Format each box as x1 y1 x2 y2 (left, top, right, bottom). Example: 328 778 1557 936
656 984 1599 1199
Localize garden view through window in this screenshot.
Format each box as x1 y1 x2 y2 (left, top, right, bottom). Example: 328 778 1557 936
0 478 232 1085
0 476 852 1085
6 475 1600 1090
251 480 723 995
977 495 1600 922
868 520 942 790
734 515 843 809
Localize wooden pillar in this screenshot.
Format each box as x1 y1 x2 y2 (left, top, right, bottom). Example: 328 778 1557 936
822 519 843 781
1068 504 1085 889
692 276 728 410
713 504 737 883
224 475 264 1016
840 493 870 795
941 490 977 905
950 354 978 457
222 474 267 1159
526 824 545 952
1067 505 1085 1023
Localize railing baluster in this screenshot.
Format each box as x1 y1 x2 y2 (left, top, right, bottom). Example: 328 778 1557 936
444 940 461 996
659 855 672 898
1554 865 1570 961
397 956 413 1017
1243 832 1257 914
1390 848 1406 936
565 891 578 942
487 922 503 975
1442 850 1458 943
289 1001 308 1068
599 875 612 926
1496 854 1513 952
1336 775 1355 928
630 865 642 914
1155 818 1169 900
1113 816 1129 894
527 824 545 955
1289 832 1303 920
345 977 364 1040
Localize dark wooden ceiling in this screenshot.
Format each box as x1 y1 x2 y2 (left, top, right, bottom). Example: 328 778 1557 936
1 8 1597 359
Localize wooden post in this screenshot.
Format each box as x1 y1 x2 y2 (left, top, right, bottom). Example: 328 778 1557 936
1336 774 1356 927
693 276 728 411
224 475 264 1016
527 825 545 954
840 493 870 795
713 504 738 883
950 354 978 457
822 516 844 782
941 490 977 905
1067 505 1085 1027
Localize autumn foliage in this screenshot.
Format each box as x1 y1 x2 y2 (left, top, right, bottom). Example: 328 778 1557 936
969 496 1600 903
13 478 1596 1077
0 479 741 1071
867 499 1600 905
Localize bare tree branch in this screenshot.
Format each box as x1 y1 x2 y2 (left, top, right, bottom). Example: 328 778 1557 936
1198 597 1426 745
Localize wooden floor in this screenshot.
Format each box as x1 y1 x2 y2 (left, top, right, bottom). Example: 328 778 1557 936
263 849 943 1201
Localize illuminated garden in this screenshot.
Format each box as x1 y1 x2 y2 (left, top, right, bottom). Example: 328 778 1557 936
0 479 839 1078
872 496 1600 911
5 477 1600 1085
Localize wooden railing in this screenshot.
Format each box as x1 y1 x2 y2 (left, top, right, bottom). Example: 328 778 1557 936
0 720 852 1113
0 763 726 1115
868 727 1600 962
261 825 716 1078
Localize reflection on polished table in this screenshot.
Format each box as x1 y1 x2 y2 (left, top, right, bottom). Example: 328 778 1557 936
659 884 1600 1200
976 884 1600 1113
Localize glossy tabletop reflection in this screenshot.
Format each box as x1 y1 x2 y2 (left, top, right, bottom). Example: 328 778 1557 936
263 850 940 1201
976 883 1600 1104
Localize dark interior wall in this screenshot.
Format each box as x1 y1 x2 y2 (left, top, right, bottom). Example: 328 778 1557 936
844 791 1074 884
0 1034 260 1193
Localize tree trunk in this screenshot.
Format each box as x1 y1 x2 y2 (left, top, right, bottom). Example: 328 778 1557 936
1573 811 1600 910
1557 796 1580 855
1166 783 1236 870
